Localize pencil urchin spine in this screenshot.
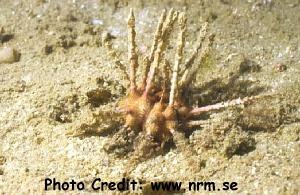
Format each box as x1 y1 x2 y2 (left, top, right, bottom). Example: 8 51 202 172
169 12 186 106
127 9 138 91
141 10 166 89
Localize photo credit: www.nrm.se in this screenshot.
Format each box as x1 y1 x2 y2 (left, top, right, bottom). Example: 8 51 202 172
44 177 238 192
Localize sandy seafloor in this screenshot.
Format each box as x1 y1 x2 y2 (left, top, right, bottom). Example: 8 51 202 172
0 0 299 194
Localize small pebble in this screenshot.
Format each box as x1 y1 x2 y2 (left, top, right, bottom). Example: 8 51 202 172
0 47 21 64
91 19 103 25
274 63 287 72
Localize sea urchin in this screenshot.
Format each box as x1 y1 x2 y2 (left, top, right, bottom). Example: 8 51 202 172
112 8 253 147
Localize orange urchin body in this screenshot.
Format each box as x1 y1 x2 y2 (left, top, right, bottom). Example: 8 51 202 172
119 87 191 142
